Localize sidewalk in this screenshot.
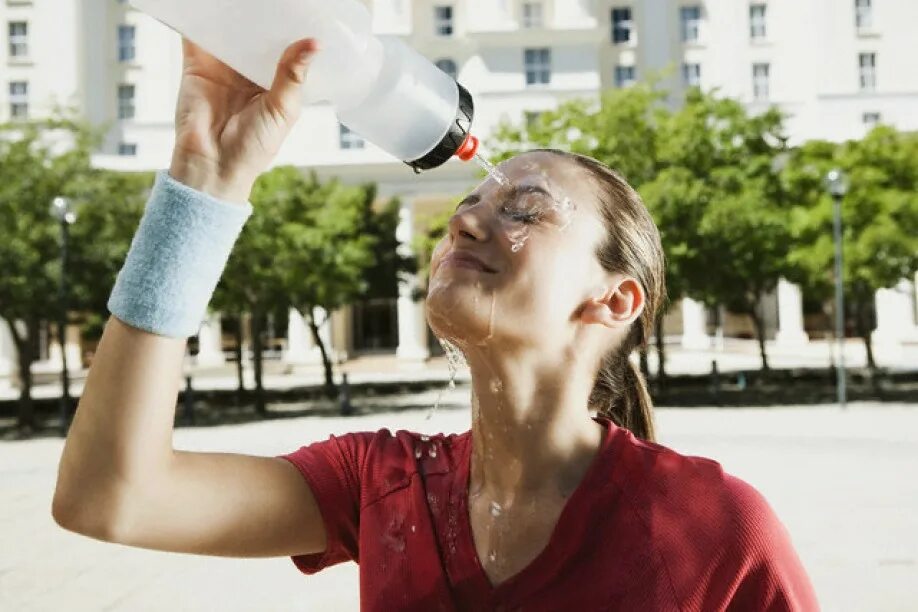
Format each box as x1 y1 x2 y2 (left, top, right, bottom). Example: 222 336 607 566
2 337 916 402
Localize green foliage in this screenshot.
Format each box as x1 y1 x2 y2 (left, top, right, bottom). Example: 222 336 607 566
0 119 101 322
781 126 918 366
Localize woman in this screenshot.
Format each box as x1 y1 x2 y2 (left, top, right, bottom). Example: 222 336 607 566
52 38 818 611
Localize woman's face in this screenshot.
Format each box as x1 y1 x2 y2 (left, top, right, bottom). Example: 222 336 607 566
426 152 611 352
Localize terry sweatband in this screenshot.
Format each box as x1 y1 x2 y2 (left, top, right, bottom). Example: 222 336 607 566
106 170 253 338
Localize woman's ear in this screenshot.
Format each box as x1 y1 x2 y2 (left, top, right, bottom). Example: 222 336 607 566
580 277 645 329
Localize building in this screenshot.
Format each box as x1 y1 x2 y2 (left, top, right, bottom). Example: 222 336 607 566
1 0 917 380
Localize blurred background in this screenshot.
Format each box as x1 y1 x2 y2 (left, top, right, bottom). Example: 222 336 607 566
0 0 916 610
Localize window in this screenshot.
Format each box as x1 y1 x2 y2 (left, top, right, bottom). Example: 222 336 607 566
611 7 633 44
435 58 458 80
118 25 135 62
858 52 876 91
752 63 770 100
434 5 453 36
524 48 551 86
862 111 881 126
749 4 766 40
855 0 872 30
339 123 365 149
118 142 137 156
8 21 28 58
614 65 636 88
680 5 701 42
117 84 135 119
521 2 543 28
682 62 701 87
9 81 28 119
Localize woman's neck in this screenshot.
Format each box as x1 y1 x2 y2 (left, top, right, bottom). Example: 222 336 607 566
463 345 604 504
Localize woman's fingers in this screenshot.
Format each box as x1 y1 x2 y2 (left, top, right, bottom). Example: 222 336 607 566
265 38 319 123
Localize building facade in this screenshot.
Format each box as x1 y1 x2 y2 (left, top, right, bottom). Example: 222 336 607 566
1 0 917 379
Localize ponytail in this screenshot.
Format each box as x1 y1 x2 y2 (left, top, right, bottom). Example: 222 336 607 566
591 340 656 442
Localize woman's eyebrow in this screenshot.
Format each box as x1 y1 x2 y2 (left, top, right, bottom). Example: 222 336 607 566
511 184 552 199
455 194 481 210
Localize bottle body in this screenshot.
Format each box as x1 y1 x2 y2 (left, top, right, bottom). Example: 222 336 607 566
131 0 473 167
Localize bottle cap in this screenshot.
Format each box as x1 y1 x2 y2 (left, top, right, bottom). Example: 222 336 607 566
405 82 475 173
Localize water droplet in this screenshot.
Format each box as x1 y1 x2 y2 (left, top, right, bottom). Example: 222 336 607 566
473 151 510 186
430 337 466 418
511 242 524 253
489 378 503 393
489 501 502 517
429 445 438 458
411 525 416 533
488 551 497 562
414 447 422 459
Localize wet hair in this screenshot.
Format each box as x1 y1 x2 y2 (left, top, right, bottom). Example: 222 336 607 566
533 149 666 442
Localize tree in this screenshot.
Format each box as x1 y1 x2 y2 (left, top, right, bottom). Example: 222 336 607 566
68 169 152 337
0 117 102 434
214 166 404 411
782 126 918 370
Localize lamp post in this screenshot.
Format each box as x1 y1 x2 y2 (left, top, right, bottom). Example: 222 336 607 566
825 169 848 408
50 196 77 434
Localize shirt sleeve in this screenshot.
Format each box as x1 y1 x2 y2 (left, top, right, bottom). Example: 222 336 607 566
275 431 376 574
718 474 820 611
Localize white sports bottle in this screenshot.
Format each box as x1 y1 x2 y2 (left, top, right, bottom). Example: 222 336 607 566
130 0 480 171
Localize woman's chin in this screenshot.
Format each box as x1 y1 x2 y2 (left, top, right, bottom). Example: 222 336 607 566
425 300 493 348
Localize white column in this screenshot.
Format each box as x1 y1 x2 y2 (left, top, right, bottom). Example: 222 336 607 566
0 318 18 390
395 199 430 362
873 278 918 345
283 307 324 365
681 298 711 349
775 278 809 346
47 324 82 372
195 311 225 367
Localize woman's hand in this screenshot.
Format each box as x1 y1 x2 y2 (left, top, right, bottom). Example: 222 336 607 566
168 37 318 204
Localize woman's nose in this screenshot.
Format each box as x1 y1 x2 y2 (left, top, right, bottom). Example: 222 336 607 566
448 205 490 243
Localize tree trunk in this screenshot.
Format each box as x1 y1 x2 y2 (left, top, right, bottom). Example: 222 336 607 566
654 310 667 383
6 317 35 437
748 301 770 371
233 314 245 406
306 309 337 399
249 307 266 416
855 299 877 372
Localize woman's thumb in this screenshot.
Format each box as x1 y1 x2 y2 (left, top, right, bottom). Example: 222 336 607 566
266 38 319 119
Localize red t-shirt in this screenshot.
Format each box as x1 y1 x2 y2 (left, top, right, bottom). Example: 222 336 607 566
277 418 818 611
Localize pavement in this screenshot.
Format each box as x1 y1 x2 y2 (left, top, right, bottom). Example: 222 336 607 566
3 337 917 403
0 386 915 611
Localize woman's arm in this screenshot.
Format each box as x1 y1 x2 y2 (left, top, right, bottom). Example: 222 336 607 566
51 37 329 558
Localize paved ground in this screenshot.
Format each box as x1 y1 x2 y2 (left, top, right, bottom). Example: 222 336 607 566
5 336 917 402
1 391 915 611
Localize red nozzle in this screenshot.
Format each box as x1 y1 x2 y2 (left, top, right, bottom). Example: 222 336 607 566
455 133 479 161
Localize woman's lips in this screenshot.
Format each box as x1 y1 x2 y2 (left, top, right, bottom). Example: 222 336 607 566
439 250 497 273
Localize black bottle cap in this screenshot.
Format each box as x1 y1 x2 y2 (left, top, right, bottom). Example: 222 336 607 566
404 82 474 173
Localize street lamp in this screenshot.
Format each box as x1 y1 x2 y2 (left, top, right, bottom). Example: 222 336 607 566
49 196 77 434
825 169 848 408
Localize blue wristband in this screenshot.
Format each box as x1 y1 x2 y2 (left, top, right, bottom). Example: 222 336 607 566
107 170 253 338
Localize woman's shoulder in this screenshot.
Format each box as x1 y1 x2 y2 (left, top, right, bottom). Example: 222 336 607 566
610 425 784 545
611 428 817 608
